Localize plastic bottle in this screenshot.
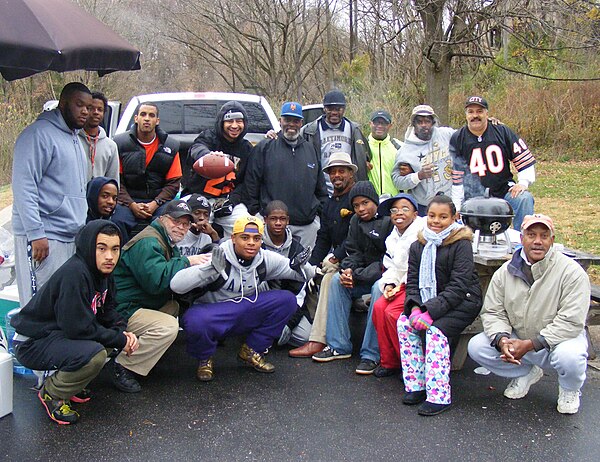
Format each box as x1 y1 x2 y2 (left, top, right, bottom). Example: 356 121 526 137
5 308 34 375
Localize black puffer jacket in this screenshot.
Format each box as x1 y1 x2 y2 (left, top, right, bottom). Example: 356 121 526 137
341 213 393 286
114 126 180 201
404 226 482 338
184 101 254 204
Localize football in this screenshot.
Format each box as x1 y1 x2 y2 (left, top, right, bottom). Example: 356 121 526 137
193 153 235 179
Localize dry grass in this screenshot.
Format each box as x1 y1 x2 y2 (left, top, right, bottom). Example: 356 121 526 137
0 185 12 210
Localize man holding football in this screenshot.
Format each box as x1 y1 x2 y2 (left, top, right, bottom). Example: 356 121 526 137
184 101 254 239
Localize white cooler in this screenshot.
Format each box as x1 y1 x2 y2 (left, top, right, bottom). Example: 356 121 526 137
0 325 13 418
0 350 12 418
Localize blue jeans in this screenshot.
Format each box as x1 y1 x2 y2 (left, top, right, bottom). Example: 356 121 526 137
325 273 382 356
504 190 534 231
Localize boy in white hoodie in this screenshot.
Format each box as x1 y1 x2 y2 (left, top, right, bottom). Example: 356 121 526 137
170 215 313 382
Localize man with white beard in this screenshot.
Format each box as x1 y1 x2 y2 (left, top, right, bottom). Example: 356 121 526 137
245 102 328 250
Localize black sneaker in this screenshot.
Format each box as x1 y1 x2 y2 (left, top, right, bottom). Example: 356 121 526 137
312 346 351 362
107 358 141 393
417 401 452 416
355 359 379 375
373 366 399 378
38 388 79 425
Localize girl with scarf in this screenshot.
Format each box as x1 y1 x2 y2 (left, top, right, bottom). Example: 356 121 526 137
397 194 482 416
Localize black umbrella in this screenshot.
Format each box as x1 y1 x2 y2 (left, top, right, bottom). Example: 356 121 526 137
0 0 141 81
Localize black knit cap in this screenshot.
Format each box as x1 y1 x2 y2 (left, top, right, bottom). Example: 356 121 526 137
349 181 379 206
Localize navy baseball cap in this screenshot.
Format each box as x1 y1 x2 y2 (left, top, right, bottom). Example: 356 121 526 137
323 90 346 107
465 96 488 110
280 101 303 119
162 200 193 220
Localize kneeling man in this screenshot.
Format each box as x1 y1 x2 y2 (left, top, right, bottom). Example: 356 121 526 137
10 221 138 425
170 215 313 381
468 214 591 414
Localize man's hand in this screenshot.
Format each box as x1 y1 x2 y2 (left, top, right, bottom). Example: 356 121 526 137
499 338 533 364
145 200 159 215
194 221 220 242
265 130 278 140
418 163 435 180
31 238 49 262
187 253 211 266
339 268 354 288
508 184 527 198
130 202 152 220
398 163 414 176
123 331 139 356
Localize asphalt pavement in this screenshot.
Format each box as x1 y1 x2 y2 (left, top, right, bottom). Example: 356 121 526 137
2 314 600 462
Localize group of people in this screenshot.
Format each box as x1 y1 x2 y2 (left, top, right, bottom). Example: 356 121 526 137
8 83 591 425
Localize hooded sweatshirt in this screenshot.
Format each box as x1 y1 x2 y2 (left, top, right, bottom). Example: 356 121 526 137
11 220 127 349
12 108 88 242
86 176 119 222
78 125 119 182
170 239 309 305
392 119 455 207
184 101 254 204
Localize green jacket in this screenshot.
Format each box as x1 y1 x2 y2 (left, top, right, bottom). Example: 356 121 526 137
367 134 402 196
114 220 190 318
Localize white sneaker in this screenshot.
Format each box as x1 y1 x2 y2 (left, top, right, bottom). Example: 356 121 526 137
504 365 544 399
557 386 581 414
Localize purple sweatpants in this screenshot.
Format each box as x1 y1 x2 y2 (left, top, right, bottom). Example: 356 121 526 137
182 290 297 360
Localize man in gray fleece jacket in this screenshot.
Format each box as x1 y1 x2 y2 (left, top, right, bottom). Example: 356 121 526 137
12 82 92 305
170 215 314 382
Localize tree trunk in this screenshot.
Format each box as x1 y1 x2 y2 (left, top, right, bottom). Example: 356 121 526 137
424 51 451 124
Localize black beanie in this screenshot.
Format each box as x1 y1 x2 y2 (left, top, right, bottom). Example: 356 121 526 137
349 181 379 206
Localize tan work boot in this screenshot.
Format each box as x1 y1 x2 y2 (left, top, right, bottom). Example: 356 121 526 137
196 358 214 382
238 343 275 373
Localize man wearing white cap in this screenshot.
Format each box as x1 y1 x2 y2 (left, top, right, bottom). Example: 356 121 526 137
391 104 454 216
468 214 591 414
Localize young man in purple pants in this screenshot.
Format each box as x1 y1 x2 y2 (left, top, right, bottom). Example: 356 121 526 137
170 215 314 382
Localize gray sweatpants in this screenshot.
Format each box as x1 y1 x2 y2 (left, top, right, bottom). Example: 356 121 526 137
14 235 75 306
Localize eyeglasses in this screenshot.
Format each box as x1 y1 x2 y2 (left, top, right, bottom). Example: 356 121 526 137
166 215 191 229
390 207 412 214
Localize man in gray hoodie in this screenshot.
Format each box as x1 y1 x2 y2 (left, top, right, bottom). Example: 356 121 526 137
170 215 314 382
391 105 454 216
12 82 92 305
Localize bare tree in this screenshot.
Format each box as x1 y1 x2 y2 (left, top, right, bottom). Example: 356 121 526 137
165 0 344 102
354 0 600 123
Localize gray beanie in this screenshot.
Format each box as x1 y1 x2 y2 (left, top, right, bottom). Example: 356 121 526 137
349 181 379 206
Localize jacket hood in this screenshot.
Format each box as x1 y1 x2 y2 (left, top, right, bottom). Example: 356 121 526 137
262 228 293 255
75 219 122 280
222 239 264 271
37 108 78 135
79 125 108 141
403 124 441 145
216 101 249 142
417 225 473 246
86 176 119 220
